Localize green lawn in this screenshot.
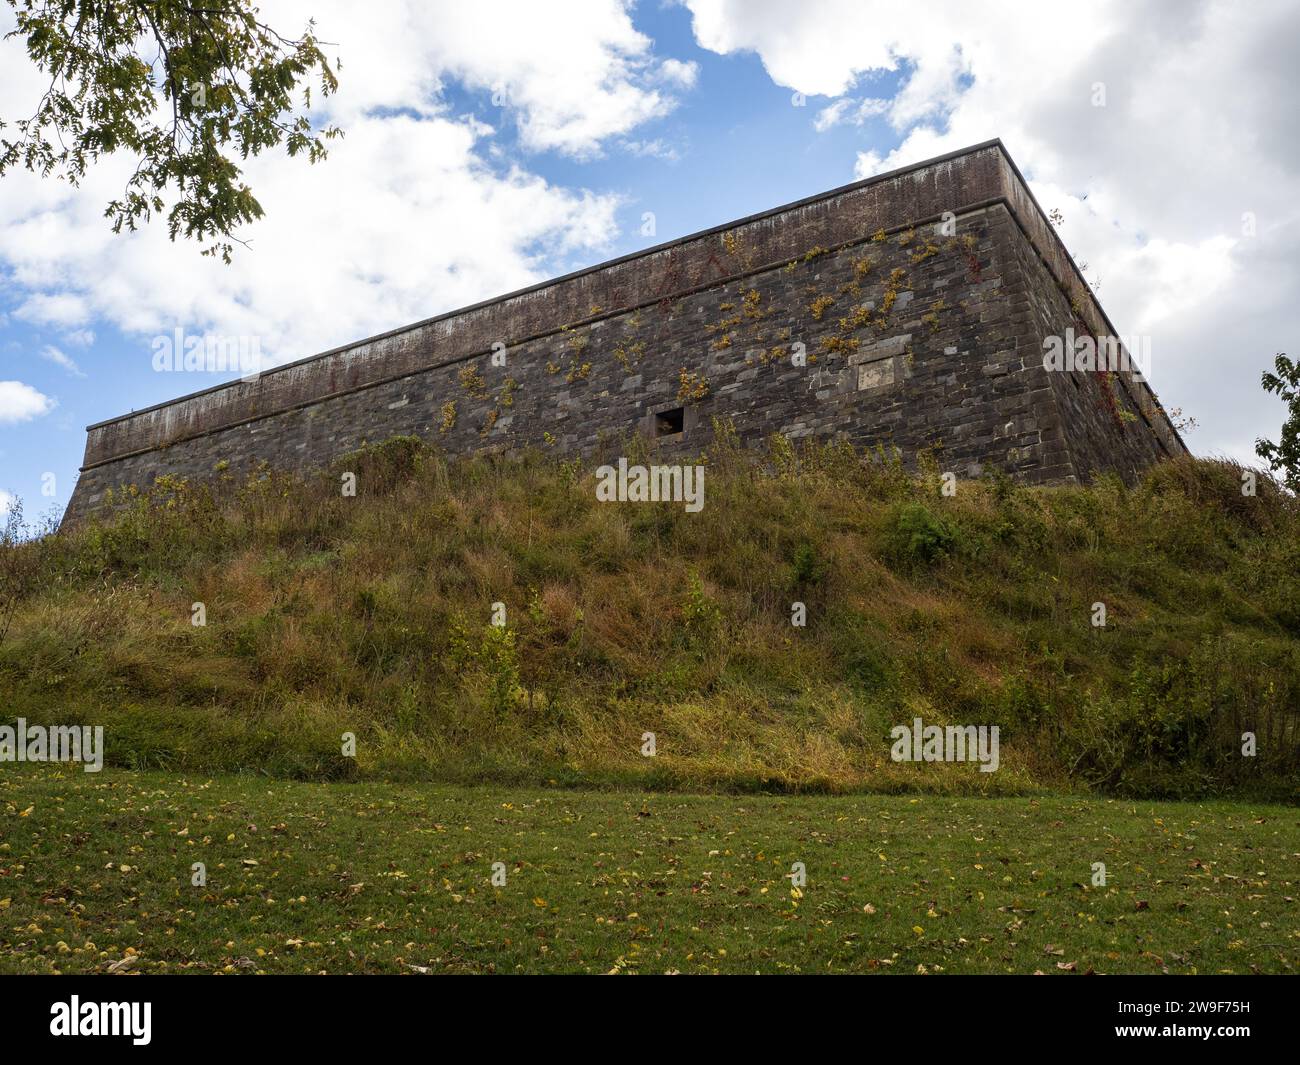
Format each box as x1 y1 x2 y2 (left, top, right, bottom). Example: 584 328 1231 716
1 765 1295 974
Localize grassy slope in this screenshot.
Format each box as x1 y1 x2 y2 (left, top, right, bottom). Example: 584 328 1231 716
1 765 1296 975
2 435 1298 797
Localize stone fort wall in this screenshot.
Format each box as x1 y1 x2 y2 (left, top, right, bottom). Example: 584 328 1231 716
63 140 1186 524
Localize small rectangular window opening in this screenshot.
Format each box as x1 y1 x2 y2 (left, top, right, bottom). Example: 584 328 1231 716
654 407 685 437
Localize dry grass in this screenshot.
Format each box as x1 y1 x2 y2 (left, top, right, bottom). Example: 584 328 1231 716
1 433 1297 799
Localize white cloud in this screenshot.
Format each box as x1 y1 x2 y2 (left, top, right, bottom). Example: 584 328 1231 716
815 97 889 133
852 150 885 180
14 293 92 329
418 1 686 157
0 2 697 371
0 380 55 424
276 0 694 158
622 138 681 161
684 0 1300 464
0 489 14 517
40 345 86 377
686 0 900 97
62 329 95 347
0 117 623 361
658 58 701 90
814 99 853 133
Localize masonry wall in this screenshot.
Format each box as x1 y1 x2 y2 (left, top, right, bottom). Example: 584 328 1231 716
1009 226 1176 481
64 141 1186 524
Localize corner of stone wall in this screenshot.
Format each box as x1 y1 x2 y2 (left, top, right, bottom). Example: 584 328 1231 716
975 202 1081 486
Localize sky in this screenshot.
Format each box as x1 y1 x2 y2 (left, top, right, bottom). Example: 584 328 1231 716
1 0 1297 523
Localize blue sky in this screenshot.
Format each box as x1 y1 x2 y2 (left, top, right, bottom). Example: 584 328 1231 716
2 0 1296 522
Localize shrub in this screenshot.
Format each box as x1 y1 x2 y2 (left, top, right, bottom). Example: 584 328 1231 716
884 502 956 565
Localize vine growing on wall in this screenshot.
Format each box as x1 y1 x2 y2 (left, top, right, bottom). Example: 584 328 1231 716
458 365 488 398
1052 275 1129 431
677 368 709 403
1096 368 1124 427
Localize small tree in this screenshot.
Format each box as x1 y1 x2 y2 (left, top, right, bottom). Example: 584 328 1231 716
0 497 32 649
0 1 341 261
1256 352 1300 492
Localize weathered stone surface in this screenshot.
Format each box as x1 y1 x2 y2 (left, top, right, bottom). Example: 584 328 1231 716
63 140 1186 524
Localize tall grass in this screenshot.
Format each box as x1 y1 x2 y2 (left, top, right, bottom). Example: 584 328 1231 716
2 432 1297 799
